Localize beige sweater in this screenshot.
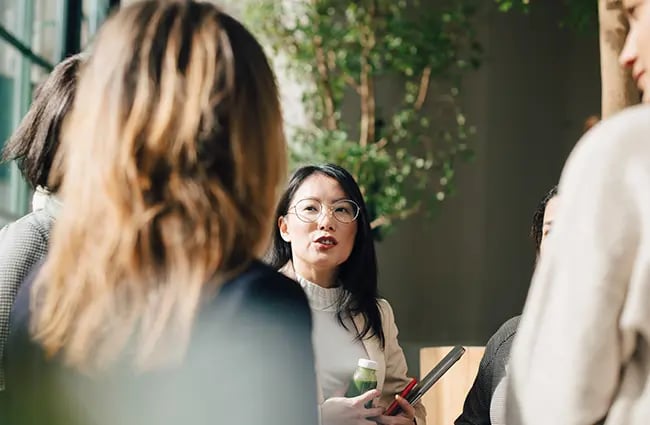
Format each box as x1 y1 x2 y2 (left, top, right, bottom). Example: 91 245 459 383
506 104 650 424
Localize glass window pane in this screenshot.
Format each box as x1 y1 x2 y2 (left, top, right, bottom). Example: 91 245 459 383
0 58 42 220
0 0 20 36
0 0 109 222
0 40 22 219
32 0 64 64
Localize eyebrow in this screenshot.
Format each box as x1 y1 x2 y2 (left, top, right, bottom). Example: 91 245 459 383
332 197 349 203
300 196 349 202
543 220 554 226
622 0 638 14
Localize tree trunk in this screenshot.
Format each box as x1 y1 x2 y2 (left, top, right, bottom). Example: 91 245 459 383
599 0 640 118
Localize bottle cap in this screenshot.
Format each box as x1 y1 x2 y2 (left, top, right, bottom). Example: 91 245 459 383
358 358 378 370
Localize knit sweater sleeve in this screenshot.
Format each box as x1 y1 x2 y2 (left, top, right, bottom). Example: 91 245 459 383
0 213 50 391
506 105 650 425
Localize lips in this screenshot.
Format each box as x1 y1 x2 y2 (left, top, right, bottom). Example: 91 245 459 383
633 70 645 87
314 235 338 246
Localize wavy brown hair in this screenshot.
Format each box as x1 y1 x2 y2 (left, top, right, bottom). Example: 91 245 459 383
32 0 286 372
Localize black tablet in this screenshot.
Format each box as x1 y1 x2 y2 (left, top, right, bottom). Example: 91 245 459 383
406 345 466 405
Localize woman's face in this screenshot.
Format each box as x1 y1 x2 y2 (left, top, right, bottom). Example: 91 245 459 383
620 0 650 103
278 173 358 276
539 195 559 256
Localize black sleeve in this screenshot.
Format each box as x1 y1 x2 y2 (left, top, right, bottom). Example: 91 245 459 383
241 272 319 425
191 264 319 425
454 353 492 425
455 316 520 425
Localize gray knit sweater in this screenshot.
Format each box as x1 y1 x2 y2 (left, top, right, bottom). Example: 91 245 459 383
0 194 59 391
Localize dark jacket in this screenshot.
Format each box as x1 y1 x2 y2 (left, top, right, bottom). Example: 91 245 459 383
4 260 319 425
455 316 520 425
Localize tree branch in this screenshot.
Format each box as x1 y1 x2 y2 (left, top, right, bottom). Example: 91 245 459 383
370 203 421 229
414 67 432 111
374 137 387 149
313 35 338 130
343 74 361 93
359 34 375 147
359 1 378 148
328 50 360 93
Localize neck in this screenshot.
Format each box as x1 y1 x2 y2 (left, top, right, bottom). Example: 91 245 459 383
292 260 337 288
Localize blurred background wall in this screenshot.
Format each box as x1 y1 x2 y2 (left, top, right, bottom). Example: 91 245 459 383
374 0 600 370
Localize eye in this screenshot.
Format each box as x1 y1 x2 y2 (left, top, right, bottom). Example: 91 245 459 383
626 1 642 19
334 201 358 216
296 199 321 212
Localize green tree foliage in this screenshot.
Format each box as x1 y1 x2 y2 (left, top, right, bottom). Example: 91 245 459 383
494 0 598 32
241 0 480 237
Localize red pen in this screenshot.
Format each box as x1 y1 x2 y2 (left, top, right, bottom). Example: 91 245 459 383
384 377 418 416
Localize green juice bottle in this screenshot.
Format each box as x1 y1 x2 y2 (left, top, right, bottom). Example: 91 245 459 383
345 358 378 407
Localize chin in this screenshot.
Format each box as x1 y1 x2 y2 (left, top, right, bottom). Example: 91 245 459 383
310 256 344 269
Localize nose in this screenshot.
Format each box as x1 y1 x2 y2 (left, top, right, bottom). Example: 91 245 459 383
620 30 637 69
318 208 336 230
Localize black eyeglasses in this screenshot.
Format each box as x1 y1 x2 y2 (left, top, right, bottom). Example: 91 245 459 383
286 199 360 224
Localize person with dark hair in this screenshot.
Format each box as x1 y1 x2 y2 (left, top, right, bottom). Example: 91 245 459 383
1 54 80 195
0 53 82 397
455 185 558 425
529 185 559 257
4 2 317 425
268 163 426 425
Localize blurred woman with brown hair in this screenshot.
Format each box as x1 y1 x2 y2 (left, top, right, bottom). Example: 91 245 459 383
4 2 317 425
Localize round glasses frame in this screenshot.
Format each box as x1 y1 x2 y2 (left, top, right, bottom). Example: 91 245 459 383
286 199 361 224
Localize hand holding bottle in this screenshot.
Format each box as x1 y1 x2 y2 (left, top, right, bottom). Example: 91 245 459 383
321 389 384 425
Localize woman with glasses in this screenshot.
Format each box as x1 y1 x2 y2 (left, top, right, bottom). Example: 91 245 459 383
268 164 426 425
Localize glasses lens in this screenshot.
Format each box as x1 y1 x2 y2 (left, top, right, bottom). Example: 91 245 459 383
332 200 359 223
295 199 322 222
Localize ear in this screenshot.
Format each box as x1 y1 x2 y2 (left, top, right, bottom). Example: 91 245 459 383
278 215 291 242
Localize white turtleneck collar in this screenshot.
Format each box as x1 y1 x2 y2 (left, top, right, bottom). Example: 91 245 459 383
31 186 63 217
295 273 344 312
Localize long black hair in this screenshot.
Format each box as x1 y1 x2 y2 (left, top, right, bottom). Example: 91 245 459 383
1 53 82 191
267 164 385 348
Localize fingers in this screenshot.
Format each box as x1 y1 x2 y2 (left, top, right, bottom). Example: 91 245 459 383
373 415 412 425
394 395 415 416
364 406 386 418
354 388 381 405
373 415 397 425
374 395 415 424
